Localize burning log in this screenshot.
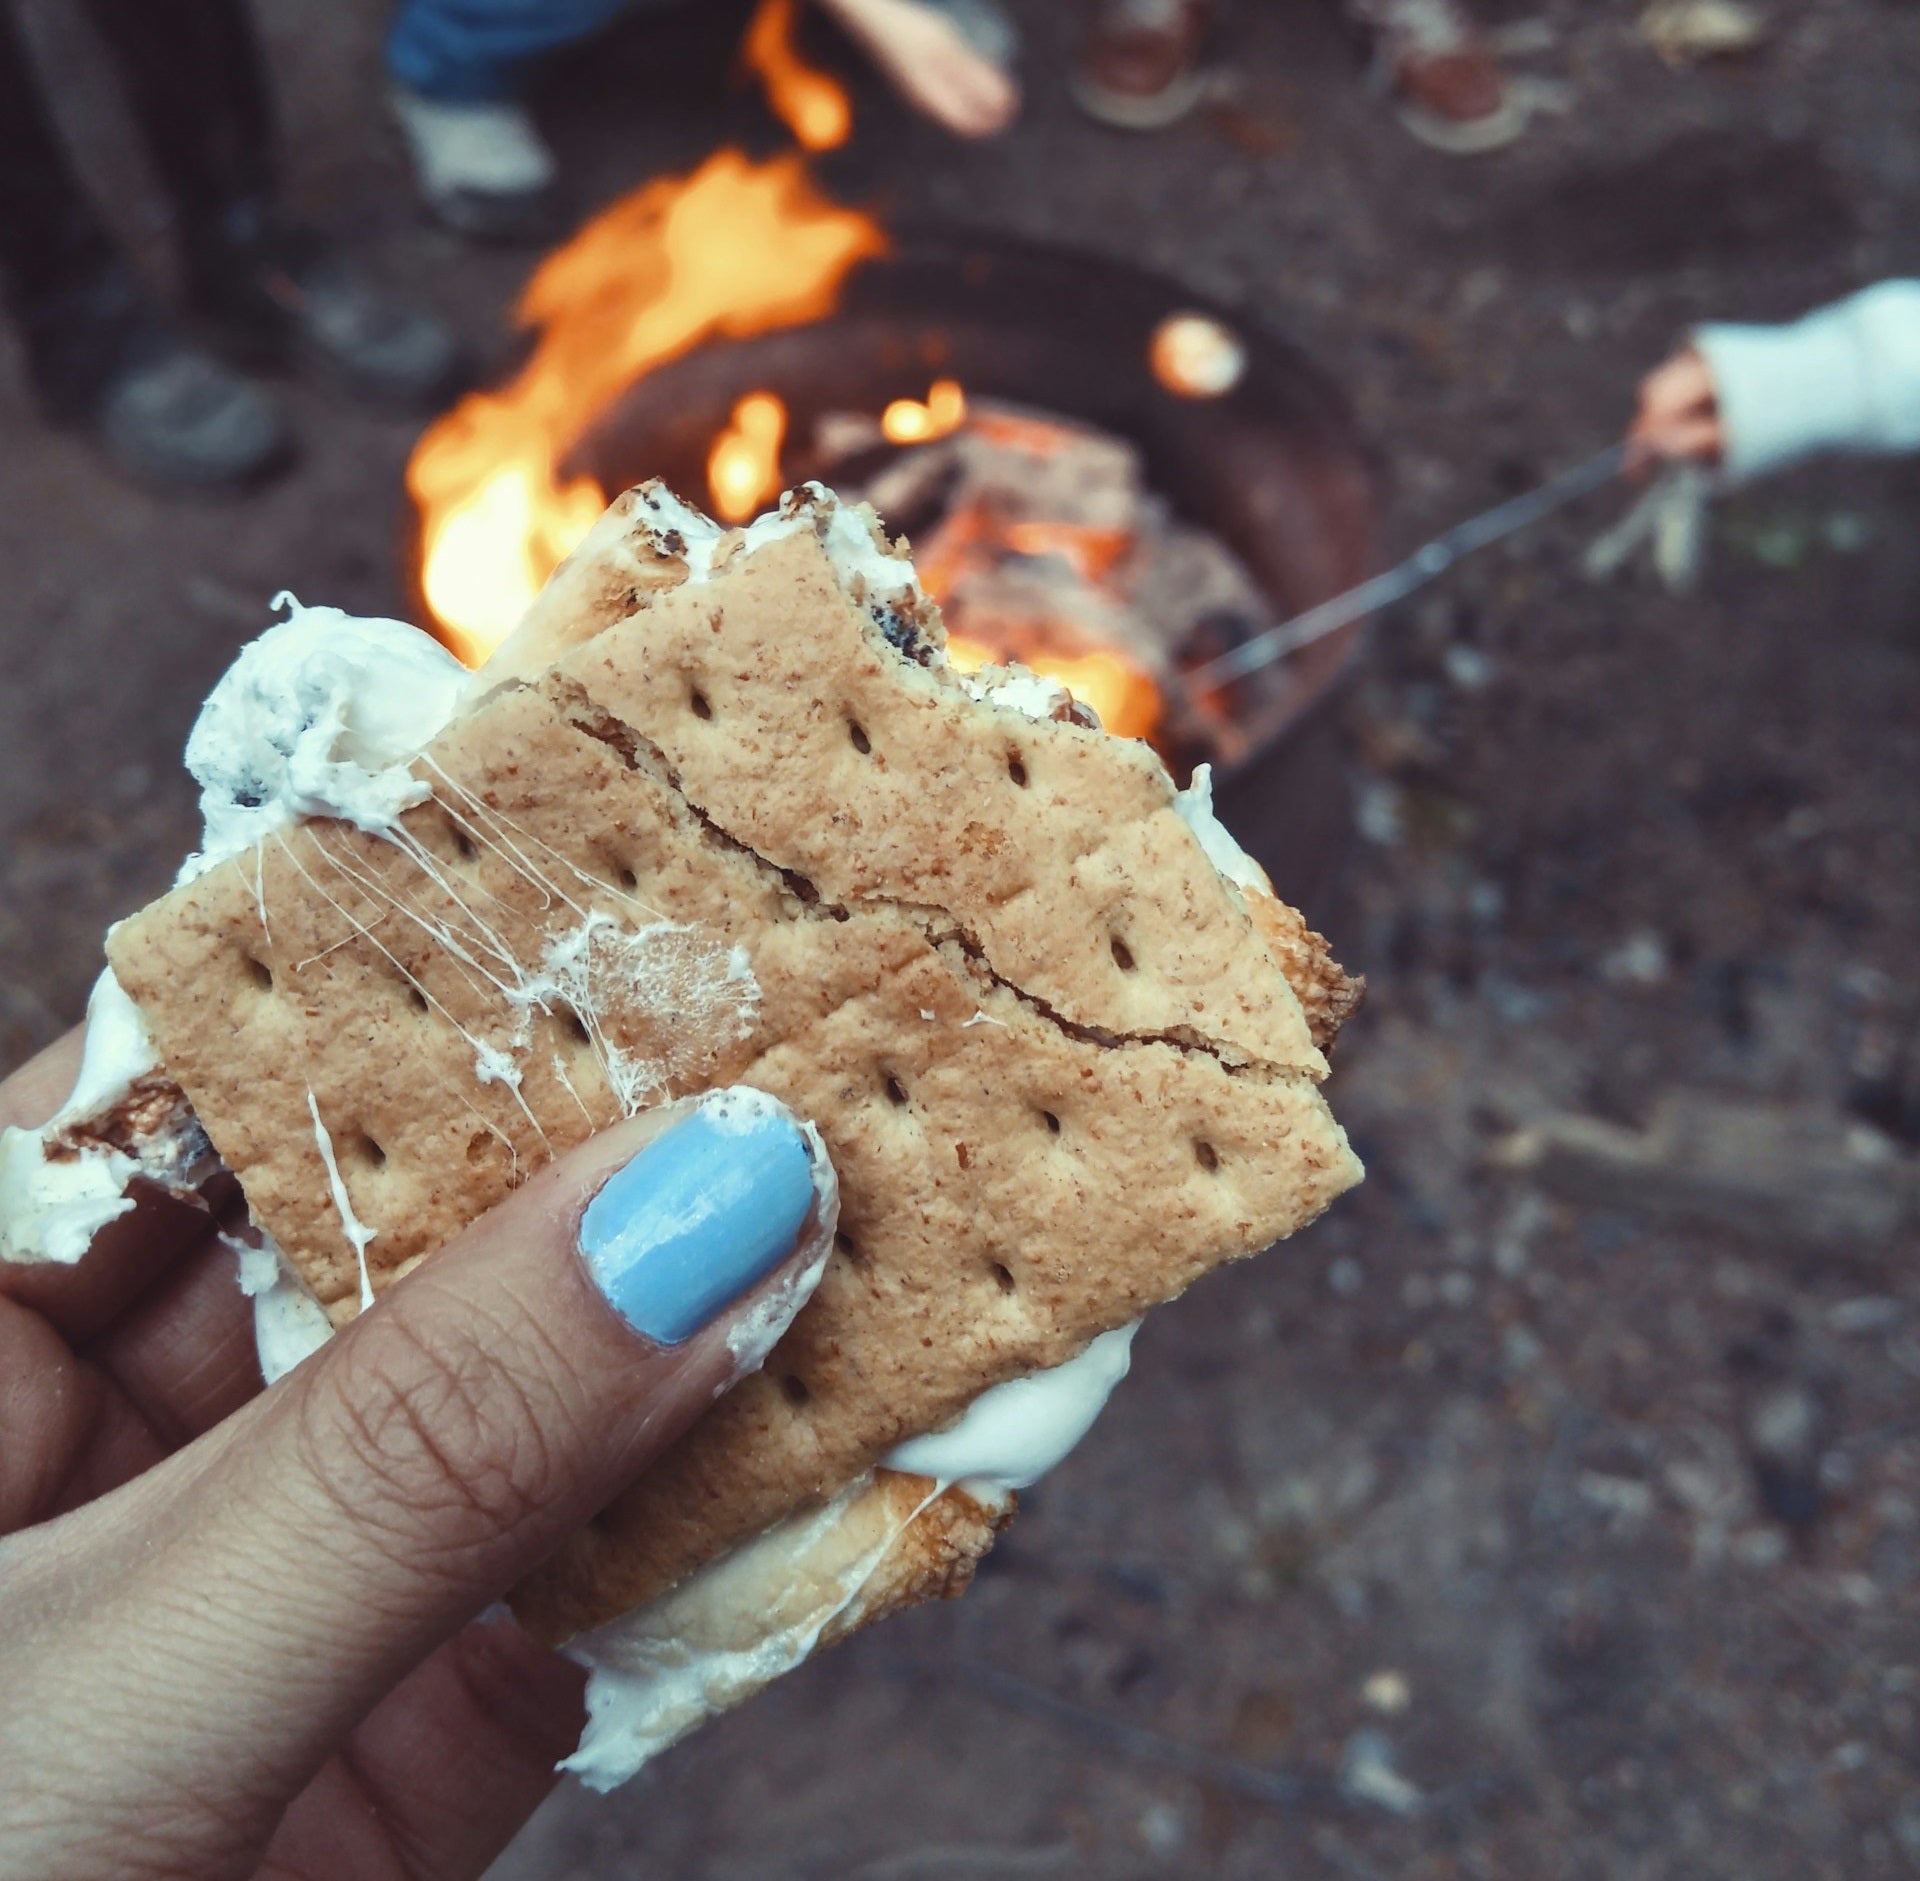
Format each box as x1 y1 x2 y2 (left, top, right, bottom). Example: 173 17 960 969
821 394 1290 763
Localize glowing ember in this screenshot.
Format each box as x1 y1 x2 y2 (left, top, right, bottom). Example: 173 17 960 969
709 391 789 522
1003 519 1130 583
408 149 884 665
946 633 1161 744
741 0 852 152
881 377 967 445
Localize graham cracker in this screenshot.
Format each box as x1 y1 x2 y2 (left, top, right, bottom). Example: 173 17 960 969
106 485 1361 1644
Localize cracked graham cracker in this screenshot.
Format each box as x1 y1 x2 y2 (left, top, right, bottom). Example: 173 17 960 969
107 487 1362 1643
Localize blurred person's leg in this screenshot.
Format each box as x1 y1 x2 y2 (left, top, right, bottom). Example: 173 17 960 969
390 0 1015 242
388 0 637 241
0 0 288 489
80 0 463 409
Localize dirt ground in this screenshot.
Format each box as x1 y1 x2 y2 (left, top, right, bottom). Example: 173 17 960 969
5 0 1920 1874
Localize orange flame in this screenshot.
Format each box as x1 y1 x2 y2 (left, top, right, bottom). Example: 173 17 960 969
407 149 885 665
741 0 852 152
708 390 788 521
1003 519 1131 583
881 377 967 445
946 634 1162 744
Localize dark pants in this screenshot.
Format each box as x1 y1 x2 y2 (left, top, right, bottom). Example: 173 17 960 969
386 0 659 103
0 0 276 410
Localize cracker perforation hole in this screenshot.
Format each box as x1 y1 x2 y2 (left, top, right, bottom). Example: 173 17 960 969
690 689 713 721
405 983 430 1015
834 1229 864 1266
1110 936 1137 972
1194 1139 1220 1172
560 1005 591 1046
1007 753 1029 788
451 826 479 863
465 1129 494 1166
883 1074 910 1108
781 1373 811 1406
1040 1109 1061 1135
614 863 639 891
848 720 872 755
355 1132 388 1170
989 1261 1017 1294
243 953 274 993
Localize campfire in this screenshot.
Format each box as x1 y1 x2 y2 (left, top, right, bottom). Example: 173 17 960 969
404 0 1376 894
810 389 1286 752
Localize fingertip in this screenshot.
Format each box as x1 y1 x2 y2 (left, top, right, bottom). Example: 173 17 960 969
578 1090 822 1348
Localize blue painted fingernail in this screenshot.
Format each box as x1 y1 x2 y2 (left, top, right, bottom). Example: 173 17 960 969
579 1094 816 1346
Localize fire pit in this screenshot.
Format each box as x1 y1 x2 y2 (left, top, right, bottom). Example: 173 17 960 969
409 203 1375 904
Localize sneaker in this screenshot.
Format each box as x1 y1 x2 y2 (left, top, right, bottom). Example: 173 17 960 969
95 334 291 494
190 226 466 415
390 89 563 244
1355 0 1526 152
1071 0 1212 131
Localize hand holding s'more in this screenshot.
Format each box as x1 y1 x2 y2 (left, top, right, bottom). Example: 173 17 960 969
0 481 1361 1878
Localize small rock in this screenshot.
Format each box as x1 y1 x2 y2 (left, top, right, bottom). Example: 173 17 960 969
1466 878 1505 925
1481 973 1554 1024
1502 1324 1543 1370
1491 1189 1547 1276
1329 1255 1365 1298
1137 1800 1187 1854
1442 644 1493 690
1361 1670 1412 1714
1339 1730 1423 1815
1900 1804 1920 1862
1747 1381 1829 1531
1578 1472 1655 1521
1356 779 1406 846
1639 0 1770 65
1827 1296 1905 1335
1732 1526 1789 1568
1665 1459 1736 1515
1601 929 1671 987
1834 1572 1878 1609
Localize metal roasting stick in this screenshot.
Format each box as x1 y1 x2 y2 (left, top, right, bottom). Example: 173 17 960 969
1183 440 1634 690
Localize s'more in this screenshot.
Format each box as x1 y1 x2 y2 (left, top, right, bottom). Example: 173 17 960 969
0 480 1362 1786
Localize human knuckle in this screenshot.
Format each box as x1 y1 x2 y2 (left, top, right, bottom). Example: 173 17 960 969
298 1314 566 1558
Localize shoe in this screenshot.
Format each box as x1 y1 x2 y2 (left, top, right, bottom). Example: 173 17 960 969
390 89 564 244
20 259 289 493
94 332 291 494
189 223 467 415
1071 0 1211 131
1355 0 1527 152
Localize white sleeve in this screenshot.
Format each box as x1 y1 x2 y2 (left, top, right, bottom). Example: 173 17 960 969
1693 280 1920 483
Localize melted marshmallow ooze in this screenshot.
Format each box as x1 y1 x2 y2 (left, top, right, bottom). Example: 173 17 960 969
0 483 1280 1789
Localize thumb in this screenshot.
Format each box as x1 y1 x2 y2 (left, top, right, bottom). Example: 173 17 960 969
2 1088 832 1873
